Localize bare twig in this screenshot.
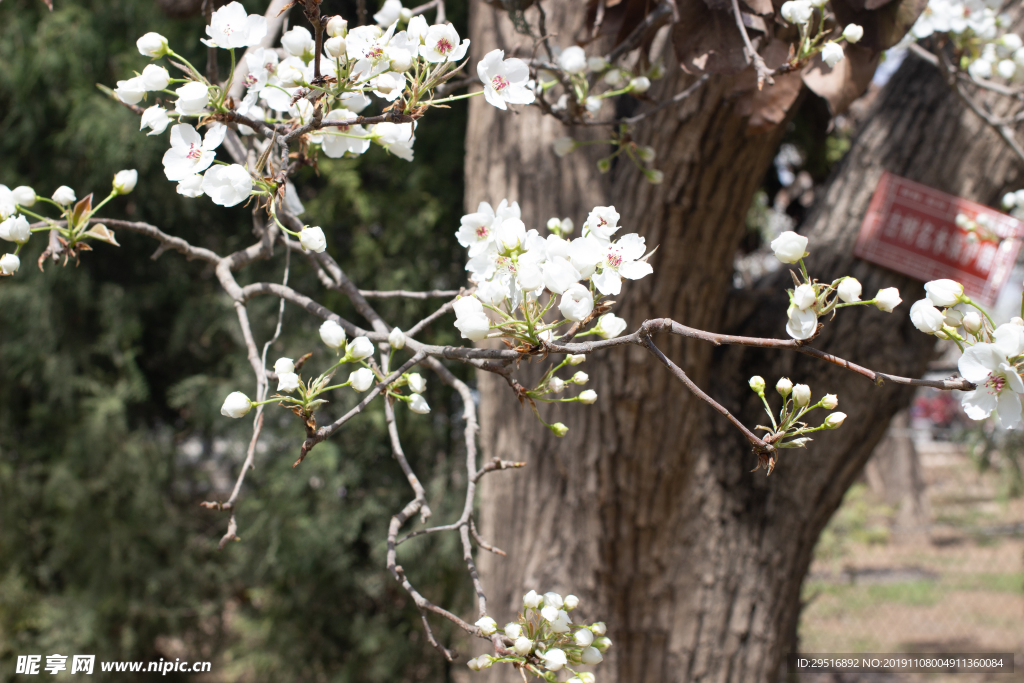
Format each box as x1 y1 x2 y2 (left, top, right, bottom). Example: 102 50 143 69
729 0 773 88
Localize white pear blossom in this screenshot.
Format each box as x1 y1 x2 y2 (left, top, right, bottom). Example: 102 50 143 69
559 283 594 321
347 336 375 360
349 367 375 392
0 215 31 244
540 648 568 671
594 312 627 339
837 277 862 302
475 278 509 306
174 81 211 116
202 164 253 207
12 186 35 207
583 206 621 241
579 389 598 404
373 121 416 161
770 231 808 263
786 306 817 340
0 188 12 220
873 287 902 312
567 354 586 365
299 226 327 253
477 49 535 110
115 76 147 105
140 105 171 136
475 616 497 635
630 76 651 92
781 0 813 24
327 15 348 37
388 327 406 349
504 623 522 639
549 377 566 393
821 394 839 409
325 36 347 59
558 46 587 74
176 174 205 198
0 253 20 275
793 383 811 406
924 279 964 306
141 64 170 91
281 26 315 60
52 186 76 206
572 371 589 384
274 357 295 375
137 32 169 58
958 343 1024 427
409 394 431 414
203 2 268 49
514 637 533 655
321 108 372 158
910 298 945 333
113 169 138 195
220 391 252 418
822 41 844 67
524 590 542 608
494 217 527 252
564 594 579 609
374 0 403 27
453 295 491 341
553 136 576 157
575 629 595 646
994 322 1024 357
963 311 983 334
320 320 347 348
792 283 817 310
843 24 864 42
407 373 426 393
824 412 847 428
591 621 607 636
420 24 469 63
581 647 604 665
277 372 300 393
592 233 653 296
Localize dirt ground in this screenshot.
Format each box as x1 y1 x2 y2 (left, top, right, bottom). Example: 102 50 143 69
797 440 1024 683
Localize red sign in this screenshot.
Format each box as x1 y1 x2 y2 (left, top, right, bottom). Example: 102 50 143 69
854 172 1022 305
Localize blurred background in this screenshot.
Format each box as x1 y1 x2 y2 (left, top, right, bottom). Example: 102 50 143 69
0 1 1020 681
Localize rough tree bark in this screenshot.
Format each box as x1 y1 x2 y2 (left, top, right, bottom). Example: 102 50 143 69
465 6 1023 680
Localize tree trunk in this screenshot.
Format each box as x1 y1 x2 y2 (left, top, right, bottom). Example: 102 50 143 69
465 5 1023 679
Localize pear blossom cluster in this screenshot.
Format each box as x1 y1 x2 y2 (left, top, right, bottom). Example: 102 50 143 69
903 0 1021 81
107 0 536 256
220 320 429 422
468 590 611 680
779 0 863 68
748 375 846 471
770 231 902 340
1 171 138 276
907 278 1024 428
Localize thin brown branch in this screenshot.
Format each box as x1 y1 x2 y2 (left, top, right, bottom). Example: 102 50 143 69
358 288 461 299
729 0 773 88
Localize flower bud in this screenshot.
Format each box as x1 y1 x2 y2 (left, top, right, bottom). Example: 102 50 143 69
564 594 579 609
1013 316 1024 326
523 590 542 609
594 312 627 339
842 23 864 43
943 309 963 327
409 394 430 414
406 373 426 393
277 372 300 393
540 648 568 671
581 646 604 665
821 393 838 409
349 367 374 392
12 186 36 207
0 215 30 244
574 628 595 647
572 371 589 384
597 158 611 173
629 76 651 93
548 377 566 393
924 279 965 307
345 336 374 361
872 287 902 312
52 185 76 206
792 383 811 406
325 36 346 58
388 327 406 349
577 674 596 683
319 320 347 348
504 622 522 639
326 16 348 37
637 145 656 163
514 636 533 655
547 217 563 232
578 389 597 405
749 376 766 394
113 169 138 195
274 357 295 375
824 412 847 428
593 636 613 652
299 226 327 253
560 217 574 234
963 311 983 334
776 377 793 397
910 299 945 334
770 231 808 264
220 391 252 418
137 32 170 58
646 169 664 185
591 621 607 635
554 136 576 157
0 252 20 275
544 592 563 609
822 41 845 68
837 277 862 303
587 55 609 72
604 68 626 86
475 616 497 635
567 354 586 365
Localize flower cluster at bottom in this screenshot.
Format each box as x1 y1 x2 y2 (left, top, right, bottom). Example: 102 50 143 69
469 590 611 681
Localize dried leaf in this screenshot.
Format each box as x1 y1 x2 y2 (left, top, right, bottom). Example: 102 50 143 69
732 39 805 131
801 44 880 115
70 193 93 230
672 2 754 76
740 0 774 14
85 224 120 246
